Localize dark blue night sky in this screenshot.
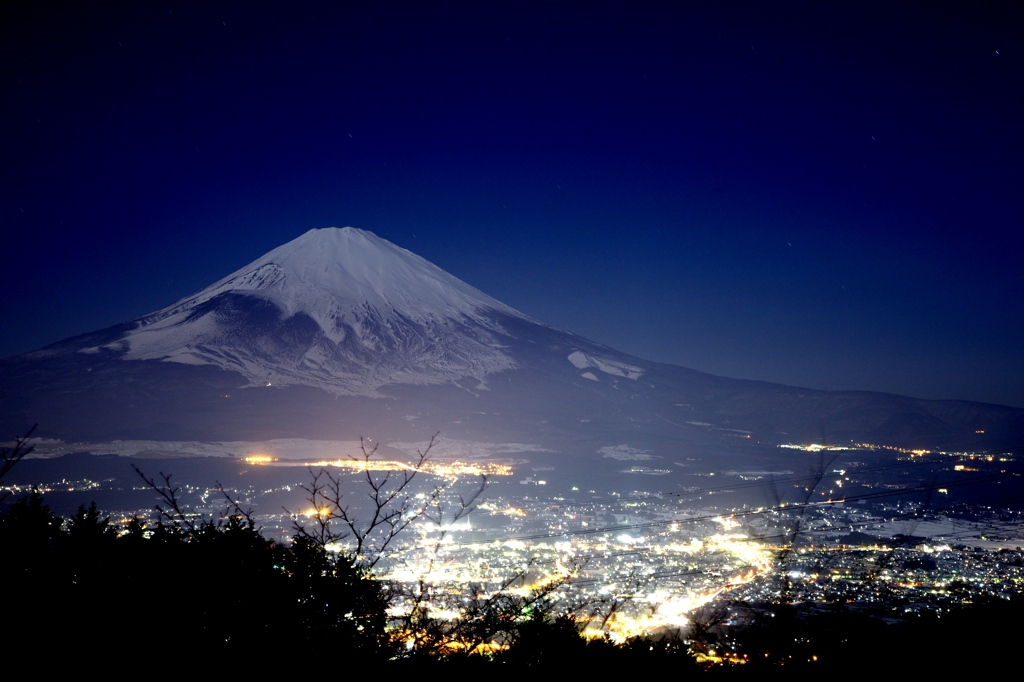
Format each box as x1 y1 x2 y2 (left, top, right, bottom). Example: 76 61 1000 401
2 1 1022 406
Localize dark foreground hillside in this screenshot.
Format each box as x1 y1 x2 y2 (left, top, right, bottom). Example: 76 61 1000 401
1 489 1014 674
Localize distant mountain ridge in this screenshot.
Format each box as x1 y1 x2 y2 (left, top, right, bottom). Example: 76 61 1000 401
1 227 1021 459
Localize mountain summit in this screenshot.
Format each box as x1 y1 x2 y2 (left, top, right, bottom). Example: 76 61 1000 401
2 227 1021 454
104 228 528 395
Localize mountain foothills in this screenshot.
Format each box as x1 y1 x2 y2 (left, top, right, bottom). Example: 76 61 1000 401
1 228 1020 468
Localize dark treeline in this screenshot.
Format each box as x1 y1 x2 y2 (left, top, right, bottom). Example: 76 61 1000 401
0 491 700 672
1 490 1018 673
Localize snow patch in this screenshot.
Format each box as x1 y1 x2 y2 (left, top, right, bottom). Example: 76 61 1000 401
25 437 369 460
388 439 552 460
567 350 643 380
599 444 656 461
568 351 590 370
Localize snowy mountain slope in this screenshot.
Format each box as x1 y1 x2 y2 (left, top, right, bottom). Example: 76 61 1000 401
95 228 531 395
1 226 1021 456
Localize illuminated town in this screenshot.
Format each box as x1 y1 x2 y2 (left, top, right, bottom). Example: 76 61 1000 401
5 440 1022 654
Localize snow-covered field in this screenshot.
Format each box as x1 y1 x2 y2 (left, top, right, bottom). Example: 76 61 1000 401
23 435 550 462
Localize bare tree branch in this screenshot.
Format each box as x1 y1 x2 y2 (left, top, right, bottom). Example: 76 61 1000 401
133 466 200 533
292 433 480 568
0 425 36 503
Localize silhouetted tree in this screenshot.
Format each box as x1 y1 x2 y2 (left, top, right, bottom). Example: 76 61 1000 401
0 429 714 669
0 425 34 504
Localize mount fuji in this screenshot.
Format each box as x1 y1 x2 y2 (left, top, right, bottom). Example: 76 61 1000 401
1 228 1020 467
106 227 528 396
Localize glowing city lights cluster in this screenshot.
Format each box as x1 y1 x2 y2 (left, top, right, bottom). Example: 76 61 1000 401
307 458 513 478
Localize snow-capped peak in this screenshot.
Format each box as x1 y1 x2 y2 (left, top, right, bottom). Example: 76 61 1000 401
111 227 529 395
144 227 526 336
